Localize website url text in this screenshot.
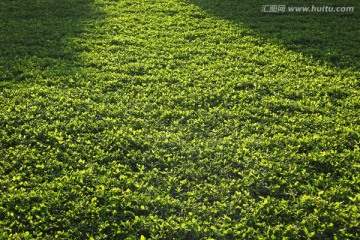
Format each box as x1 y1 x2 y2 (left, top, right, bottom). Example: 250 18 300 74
262 5 355 13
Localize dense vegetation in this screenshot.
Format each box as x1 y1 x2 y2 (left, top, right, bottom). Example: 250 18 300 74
1 0 359 239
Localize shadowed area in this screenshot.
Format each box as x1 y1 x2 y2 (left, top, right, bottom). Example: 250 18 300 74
183 0 360 71
0 0 104 85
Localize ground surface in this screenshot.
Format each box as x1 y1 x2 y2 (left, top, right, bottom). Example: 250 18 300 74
0 0 359 239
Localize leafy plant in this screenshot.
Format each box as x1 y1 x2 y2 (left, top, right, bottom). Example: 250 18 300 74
1 0 359 239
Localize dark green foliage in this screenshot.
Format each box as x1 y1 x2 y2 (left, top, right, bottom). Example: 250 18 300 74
1 0 359 239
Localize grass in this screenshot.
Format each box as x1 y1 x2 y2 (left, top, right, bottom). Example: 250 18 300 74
0 0 359 239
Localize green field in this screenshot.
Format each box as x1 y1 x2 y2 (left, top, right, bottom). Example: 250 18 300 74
1 0 359 239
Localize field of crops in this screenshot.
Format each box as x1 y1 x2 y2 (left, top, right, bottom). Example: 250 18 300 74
1 0 359 239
